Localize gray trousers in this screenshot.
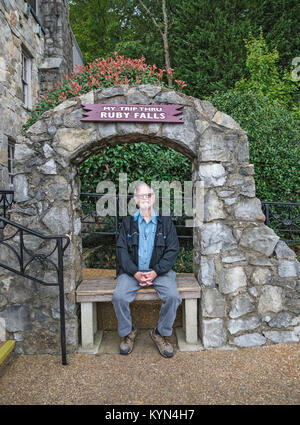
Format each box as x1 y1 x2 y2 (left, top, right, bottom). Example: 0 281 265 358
112 269 182 337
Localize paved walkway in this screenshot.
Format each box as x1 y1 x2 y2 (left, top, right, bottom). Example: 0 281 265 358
0 338 299 405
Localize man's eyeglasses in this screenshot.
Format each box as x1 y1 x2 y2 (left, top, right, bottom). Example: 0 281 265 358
135 193 154 199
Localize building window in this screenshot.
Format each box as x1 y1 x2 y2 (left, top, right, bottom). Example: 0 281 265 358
22 49 32 108
8 140 15 185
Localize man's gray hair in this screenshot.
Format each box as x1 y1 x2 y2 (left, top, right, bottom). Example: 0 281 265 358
133 182 153 196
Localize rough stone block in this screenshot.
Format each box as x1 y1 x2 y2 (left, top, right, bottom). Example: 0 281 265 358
155 90 191 105
251 267 272 285
258 285 283 314
184 298 198 344
162 107 197 154
194 99 217 119
97 122 117 138
204 190 225 222
54 127 96 155
229 294 255 318
233 198 265 221
201 288 226 318
97 87 124 99
263 330 299 343
38 158 57 174
228 316 260 335
42 205 71 233
0 305 31 332
239 226 280 256
219 266 247 294
200 127 232 162
13 174 30 202
80 91 94 105
233 333 266 347
198 256 216 287
212 111 241 130
126 88 149 104
278 260 298 278
198 164 226 187
268 312 293 328
139 85 162 98
202 318 226 348
274 241 296 259
201 222 237 255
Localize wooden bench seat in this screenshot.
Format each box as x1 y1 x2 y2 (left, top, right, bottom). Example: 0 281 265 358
76 271 201 352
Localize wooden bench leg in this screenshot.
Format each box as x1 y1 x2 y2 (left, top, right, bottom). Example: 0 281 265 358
184 299 198 344
81 302 97 349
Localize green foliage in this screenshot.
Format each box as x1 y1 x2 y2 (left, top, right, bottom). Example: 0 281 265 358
80 142 191 194
171 0 253 97
23 54 186 131
173 240 193 273
70 0 300 100
209 90 300 202
245 0 300 74
69 0 125 64
209 33 299 203
235 31 299 113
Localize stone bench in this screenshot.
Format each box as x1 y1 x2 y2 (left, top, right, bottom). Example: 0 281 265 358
76 271 201 353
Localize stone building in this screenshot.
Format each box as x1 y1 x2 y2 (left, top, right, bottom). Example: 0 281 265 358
0 0 84 190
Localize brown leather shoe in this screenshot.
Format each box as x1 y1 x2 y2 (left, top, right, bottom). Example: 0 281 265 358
120 327 137 355
150 329 174 358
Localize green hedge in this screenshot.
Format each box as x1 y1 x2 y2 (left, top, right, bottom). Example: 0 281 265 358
80 142 191 194
208 90 300 202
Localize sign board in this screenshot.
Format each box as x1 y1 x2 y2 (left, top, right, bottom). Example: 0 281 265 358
81 104 184 123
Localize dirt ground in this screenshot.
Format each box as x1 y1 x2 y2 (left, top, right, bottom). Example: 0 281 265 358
0 342 299 405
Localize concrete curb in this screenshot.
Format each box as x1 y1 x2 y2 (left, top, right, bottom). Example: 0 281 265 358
0 341 15 367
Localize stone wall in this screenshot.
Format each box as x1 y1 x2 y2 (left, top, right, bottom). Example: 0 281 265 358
0 85 299 354
39 0 75 94
0 0 83 190
0 0 45 189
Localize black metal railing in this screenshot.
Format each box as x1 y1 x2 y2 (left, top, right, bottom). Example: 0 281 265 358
261 201 300 243
81 193 300 243
0 214 70 365
0 190 14 229
80 192 194 240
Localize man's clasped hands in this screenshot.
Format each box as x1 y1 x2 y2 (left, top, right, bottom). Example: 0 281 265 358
134 270 158 286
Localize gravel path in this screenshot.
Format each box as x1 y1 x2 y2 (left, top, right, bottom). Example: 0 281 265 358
0 342 299 405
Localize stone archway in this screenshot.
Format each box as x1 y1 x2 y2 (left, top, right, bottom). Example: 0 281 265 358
2 85 299 354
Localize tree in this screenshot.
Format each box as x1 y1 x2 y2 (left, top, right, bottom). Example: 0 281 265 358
69 0 127 63
208 34 300 203
246 0 300 73
137 0 173 85
70 0 299 98
235 31 299 114
171 0 253 97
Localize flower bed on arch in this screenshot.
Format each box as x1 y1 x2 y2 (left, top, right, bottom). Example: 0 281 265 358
23 53 186 131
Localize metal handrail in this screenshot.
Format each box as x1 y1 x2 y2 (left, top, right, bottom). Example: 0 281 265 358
0 190 14 228
0 215 70 365
81 193 300 243
80 192 195 240
261 201 300 243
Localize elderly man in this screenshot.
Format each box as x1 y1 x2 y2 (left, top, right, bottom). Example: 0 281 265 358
112 182 181 358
